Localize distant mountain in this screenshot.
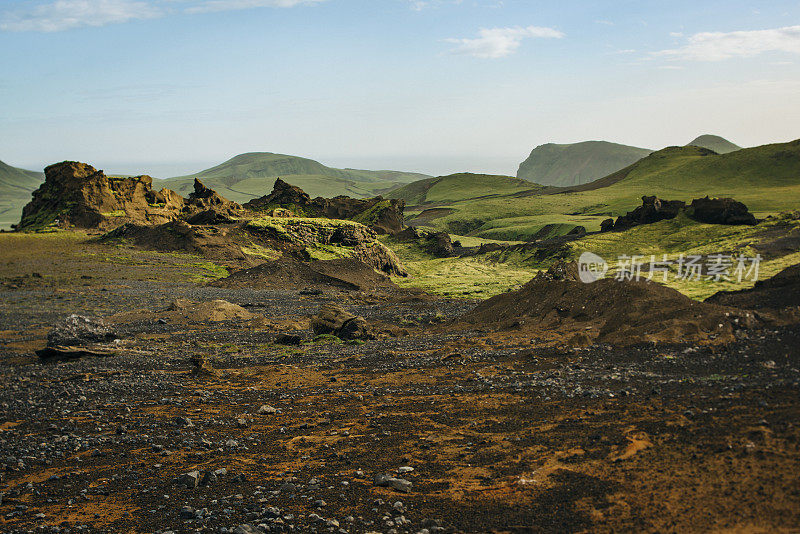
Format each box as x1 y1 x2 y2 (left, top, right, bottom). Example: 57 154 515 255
0 160 44 229
516 141 652 187
686 134 741 154
568 140 799 199
159 152 431 204
387 173 538 206
397 139 800 241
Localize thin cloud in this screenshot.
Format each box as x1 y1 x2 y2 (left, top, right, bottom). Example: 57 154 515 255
656 25 800 61
446 25 564 59
0 0 325 32
0 0 161 32
184 0 326 14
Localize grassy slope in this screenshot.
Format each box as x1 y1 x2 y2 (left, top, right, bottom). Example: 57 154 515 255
0 160 44 229
158 152 431 202
387 173 539 205
516 140 652 187
388 213 800 300
409 140 800 240
687 134 742 154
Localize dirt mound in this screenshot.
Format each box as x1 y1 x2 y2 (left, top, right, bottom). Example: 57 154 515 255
108 298 255 324
211 256 398 292
101 221 249 263
706 263 800 310
16 161 241 231
244 178 406 234
459 262 755 346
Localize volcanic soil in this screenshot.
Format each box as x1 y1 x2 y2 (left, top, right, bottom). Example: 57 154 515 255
1 232 799 534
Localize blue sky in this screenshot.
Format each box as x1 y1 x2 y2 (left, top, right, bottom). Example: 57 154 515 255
1 0 799 177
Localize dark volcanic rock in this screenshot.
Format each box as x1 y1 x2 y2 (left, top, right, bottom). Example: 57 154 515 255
687 196 758 225
311 304 373 340
613 196 685 230
244 178 312 209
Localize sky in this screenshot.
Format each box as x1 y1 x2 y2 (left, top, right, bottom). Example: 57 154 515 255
1 0 799 178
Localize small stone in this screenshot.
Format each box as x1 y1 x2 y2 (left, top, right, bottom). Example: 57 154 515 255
175 416 194 428
275 333 302 346
175 471 200 489
257 405 277 415
279 482 297 494
374 474 412 493
200 470 217 486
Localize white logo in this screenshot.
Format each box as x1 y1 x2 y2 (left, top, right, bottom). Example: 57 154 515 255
578 252 608 284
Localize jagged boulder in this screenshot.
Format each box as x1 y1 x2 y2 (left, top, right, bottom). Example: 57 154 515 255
46 314 117 347
687 197 757 225
243 178 312 210
613 196 685 230
37 314 119 360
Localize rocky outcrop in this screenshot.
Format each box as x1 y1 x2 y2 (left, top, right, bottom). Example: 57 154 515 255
16 161 241 231
243 178 406 234
687 197 757 225
424 231 455 258
244 178 311 209
245 218 407 276
352 242 408 276
613 196 685 230
602 195 758 232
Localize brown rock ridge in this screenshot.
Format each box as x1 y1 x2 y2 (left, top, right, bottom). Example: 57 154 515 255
243 178 406 235
210 256 400 292
15 161 241 231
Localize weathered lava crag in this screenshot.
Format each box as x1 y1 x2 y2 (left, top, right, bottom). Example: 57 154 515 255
15 161 241 231
244 178 406 235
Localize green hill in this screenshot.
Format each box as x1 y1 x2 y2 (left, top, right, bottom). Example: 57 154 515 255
686 134 741 154
406 139 800 240
516 141 652 187
0 160 44 229
159 152 431 203
387 172 539 206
